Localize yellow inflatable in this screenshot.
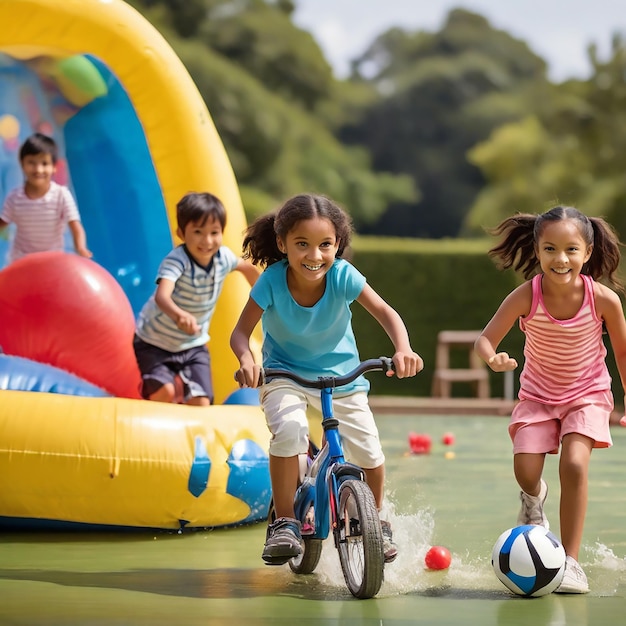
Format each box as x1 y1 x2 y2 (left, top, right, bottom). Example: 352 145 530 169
1 391 271 529
0 0 270 529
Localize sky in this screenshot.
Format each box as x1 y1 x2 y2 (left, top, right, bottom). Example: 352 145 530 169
292 0 626 82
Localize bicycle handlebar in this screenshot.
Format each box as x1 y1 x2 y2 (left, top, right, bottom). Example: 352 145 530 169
261 357 394 389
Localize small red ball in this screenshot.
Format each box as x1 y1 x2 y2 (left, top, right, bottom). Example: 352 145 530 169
408 432 432 454
442 432 455 446
424 546 452 570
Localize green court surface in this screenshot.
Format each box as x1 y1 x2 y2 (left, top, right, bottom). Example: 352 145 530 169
1 415 625 625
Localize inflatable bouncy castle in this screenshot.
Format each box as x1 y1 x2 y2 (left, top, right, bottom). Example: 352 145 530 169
0 0 271 530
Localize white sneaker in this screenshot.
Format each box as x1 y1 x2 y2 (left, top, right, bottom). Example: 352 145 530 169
555 556 589 594
517 479 549 529
380 520 398 563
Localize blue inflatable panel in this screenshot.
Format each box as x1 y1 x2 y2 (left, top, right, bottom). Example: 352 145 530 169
226 439 271 524
0 354 110 396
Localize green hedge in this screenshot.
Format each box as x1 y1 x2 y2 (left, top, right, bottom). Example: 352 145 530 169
350 236 622 400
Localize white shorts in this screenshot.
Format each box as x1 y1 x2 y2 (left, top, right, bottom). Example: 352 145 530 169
259 378 385 469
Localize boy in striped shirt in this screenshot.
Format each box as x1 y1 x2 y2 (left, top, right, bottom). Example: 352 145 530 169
0 133 91 263
133 192 258 405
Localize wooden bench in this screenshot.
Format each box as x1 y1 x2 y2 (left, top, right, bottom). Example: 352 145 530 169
431 330 490 399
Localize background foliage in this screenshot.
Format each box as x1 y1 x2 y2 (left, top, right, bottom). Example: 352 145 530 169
128 0 626 240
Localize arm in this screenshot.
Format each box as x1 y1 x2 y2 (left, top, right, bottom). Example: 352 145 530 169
68 220 92 258
594 283 626 426
154 278 200 335
230 297 264 388
474 282 531 371
356 283 423 378
234 257 260 287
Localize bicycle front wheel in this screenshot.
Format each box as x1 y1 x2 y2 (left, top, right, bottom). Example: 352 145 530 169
336 479 384 599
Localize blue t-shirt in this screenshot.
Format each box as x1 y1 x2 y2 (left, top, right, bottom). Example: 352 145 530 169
251 258 369 394
136 244 238 352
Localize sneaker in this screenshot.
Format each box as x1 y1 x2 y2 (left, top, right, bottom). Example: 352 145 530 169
517 479 549 529
262 517 302 565
555 556 589 594
381 520 398 563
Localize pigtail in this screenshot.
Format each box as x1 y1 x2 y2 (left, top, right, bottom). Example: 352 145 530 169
487 213 539 279
587 217 625 294
242 212 284 268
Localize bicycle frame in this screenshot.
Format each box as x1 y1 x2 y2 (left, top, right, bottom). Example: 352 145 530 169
293 383 366 541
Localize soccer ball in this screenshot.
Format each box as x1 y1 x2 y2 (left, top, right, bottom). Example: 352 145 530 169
492 525 566 597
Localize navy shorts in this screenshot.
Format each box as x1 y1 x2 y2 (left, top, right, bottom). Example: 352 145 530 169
133 335 214 403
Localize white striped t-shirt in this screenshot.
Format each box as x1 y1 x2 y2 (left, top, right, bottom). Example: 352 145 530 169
518 273 611 404
136 244 239 353
0 181 81 263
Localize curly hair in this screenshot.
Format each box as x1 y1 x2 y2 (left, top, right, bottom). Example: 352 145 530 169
242 194 353 268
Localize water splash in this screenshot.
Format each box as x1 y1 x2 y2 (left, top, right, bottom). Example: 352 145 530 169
305 499 499 597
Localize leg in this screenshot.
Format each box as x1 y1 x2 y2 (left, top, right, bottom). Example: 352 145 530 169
514 452 549 527
261 381 309 564
264 382 309 518
148 382 176 403
363 464 385 510
363 463 397 563
559 433 593 560
554 433 594 594
270 454 300 519
134 337 177 402
262 454 303 565
186 396 210 406
180 346 213 405
513 452 546 495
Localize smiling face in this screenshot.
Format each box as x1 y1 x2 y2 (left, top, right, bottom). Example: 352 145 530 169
177 216 223 267
535 218 593 286
21 151 56 198
277 216 340 285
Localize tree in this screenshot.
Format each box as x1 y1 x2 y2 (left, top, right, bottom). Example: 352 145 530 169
137 7 417 228
340 9 548 238
199 1 334 111
465 33 626 236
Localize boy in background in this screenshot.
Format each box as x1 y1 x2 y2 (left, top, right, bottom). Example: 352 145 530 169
134 191 258 406
0 132 91 263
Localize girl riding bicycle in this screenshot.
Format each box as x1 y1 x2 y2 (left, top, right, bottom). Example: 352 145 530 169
230 193 423 566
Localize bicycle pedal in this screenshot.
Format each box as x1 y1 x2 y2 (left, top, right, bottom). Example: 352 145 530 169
262 554 293 566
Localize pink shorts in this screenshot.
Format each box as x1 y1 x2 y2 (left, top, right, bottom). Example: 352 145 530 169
509 390 613 454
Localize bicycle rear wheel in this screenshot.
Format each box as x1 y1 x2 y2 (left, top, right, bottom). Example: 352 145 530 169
289 537 323 574
336 479 384 599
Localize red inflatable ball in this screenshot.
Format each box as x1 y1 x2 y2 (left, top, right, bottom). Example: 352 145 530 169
0 251 141 398
408 432 432 454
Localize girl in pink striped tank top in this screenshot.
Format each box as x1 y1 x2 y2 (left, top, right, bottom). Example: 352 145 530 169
475 206 626 594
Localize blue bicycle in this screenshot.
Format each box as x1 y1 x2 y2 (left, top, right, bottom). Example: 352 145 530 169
262 357 394 599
